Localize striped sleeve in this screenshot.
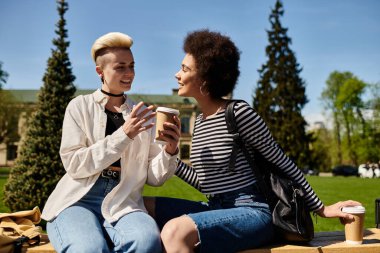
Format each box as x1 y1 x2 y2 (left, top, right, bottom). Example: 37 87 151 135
175 159 201 191
234 101 324 212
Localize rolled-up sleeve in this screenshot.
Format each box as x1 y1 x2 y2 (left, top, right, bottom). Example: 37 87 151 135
145 127 178 186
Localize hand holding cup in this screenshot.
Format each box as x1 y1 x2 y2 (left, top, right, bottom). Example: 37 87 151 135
155 107 181 155
123 101 156 139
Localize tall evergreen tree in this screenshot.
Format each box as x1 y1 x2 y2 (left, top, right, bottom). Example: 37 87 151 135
253 0 311 168
4 0 76 211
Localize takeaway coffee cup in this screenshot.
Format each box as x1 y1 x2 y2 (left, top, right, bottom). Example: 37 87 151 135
155 107 180 144
342 205 365 245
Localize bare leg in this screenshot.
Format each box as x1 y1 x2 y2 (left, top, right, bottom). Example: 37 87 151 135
161 215 199 253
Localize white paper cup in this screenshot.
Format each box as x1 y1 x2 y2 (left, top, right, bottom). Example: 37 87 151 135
155 107 180 144
342 206 365 245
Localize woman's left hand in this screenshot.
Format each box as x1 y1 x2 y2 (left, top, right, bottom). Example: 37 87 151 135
316 200 362 222
159 115 181 155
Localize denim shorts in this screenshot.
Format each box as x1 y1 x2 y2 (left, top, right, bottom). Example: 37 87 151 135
155 185 274 253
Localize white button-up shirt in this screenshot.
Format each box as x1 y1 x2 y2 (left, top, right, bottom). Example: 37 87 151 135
42 89 178 222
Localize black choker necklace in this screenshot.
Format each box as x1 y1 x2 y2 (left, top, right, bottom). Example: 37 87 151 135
101 89 124 97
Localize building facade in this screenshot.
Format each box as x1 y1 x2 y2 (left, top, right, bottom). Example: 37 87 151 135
0 89 199 166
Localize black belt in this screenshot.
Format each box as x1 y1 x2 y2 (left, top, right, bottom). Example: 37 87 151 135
101 169 120 180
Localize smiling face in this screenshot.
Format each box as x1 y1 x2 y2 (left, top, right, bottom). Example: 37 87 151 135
96 48 135 94
175 53 202 98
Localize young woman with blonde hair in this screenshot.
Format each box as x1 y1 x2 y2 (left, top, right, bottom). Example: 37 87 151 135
43 32 181 253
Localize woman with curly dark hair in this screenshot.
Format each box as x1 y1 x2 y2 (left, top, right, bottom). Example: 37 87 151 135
145 29 360 253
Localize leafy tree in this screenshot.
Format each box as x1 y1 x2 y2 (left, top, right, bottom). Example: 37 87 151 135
335 77 366 165
4 0 76 211
362 82 380 162
370 82 380 110
321 71 354 164
309 126 333 172
321 71 378 166
253 0 311 168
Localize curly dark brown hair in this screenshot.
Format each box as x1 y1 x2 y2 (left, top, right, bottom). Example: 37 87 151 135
183 29 240 99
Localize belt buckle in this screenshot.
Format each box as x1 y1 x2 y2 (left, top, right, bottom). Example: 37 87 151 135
101 169 120 180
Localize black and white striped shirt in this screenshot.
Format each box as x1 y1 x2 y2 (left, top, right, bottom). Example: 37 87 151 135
175 100 323 212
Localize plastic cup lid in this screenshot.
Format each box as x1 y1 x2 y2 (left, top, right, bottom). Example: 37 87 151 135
156 107 180 115
341 205 365 214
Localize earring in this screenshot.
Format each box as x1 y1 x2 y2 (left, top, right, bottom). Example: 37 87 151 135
200 83 209 96
99 73 104 83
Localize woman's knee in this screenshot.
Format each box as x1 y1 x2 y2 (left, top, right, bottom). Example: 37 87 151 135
115 212 162 253
161 216 199 248
121 227 161 253
48 223 109 253
47 206 109 253
161 218 181 243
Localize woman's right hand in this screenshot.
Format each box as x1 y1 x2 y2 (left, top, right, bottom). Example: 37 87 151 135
315 200 362 221
123 101 156 139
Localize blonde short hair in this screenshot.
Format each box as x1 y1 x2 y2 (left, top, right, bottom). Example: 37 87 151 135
91 32 133 63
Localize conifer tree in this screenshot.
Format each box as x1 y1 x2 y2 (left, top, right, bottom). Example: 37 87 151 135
4 0 76 211
253 0 311 167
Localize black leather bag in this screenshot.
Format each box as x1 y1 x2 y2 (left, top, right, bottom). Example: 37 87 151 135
225 100 314 242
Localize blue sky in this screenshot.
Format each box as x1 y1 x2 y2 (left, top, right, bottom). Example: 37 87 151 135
0 0 379 125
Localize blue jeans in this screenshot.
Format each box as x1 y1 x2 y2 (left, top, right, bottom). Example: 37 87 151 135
47 176 161 253
155 185 274 253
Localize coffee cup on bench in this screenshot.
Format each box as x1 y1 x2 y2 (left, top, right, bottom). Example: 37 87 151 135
342 205 365 245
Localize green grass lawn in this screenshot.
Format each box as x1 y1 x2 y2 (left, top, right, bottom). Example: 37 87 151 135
0 177 10 213
1 173 379 232
306 176 379 232
145 176 380 232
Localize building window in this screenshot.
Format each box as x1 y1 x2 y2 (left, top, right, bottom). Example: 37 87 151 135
7 144 18 161
181 116 190 134
180 144 190 159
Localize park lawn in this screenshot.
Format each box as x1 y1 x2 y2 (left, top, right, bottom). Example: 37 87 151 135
0 167 11 212
144 176 380 232
0 177 10 213
1 175 379 232
143 176 207 202
0 167 11 174
306 176 379 232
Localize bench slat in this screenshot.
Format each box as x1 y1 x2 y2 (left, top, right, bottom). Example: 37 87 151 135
23 228 380 253
239 228 380 253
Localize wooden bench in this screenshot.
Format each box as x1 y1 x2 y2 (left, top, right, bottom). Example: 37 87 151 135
23 228 380 253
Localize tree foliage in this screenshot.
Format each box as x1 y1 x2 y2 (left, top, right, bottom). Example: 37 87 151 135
320 71 379 166
253 0 311 168
309 126 333 172
4 0 76 211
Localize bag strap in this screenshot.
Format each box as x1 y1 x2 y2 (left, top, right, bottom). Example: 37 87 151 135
225 100 242 171
225 100 271 201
